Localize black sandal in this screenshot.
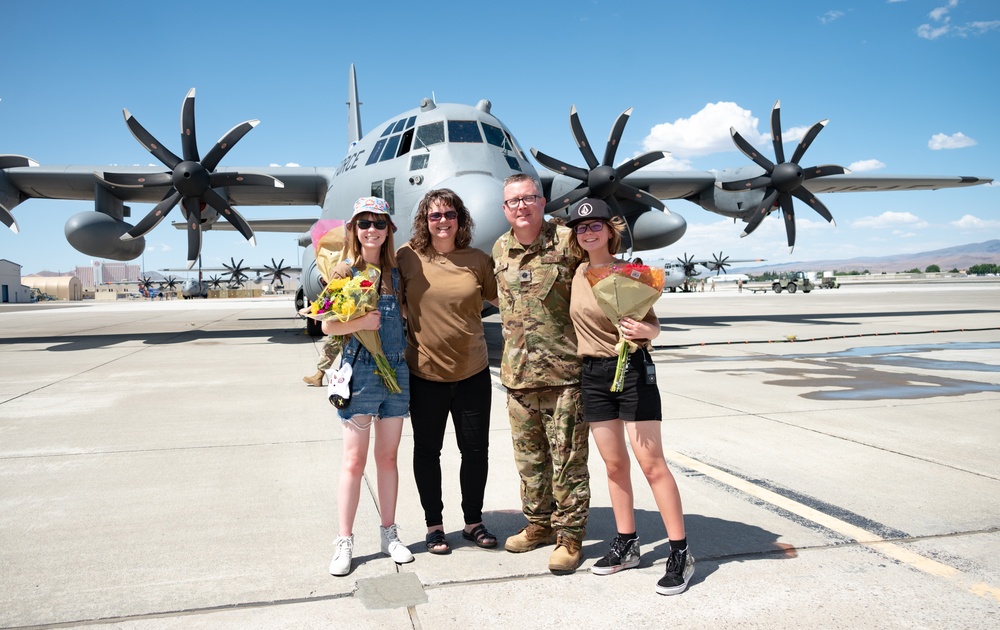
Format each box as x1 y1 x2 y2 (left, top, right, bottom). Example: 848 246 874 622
462 524 498 549
425 530 451 555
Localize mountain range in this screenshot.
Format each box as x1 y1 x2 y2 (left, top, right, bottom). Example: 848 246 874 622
733 240 1000 275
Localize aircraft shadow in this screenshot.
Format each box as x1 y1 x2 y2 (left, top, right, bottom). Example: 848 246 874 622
659 308 998 331
2 326 310 352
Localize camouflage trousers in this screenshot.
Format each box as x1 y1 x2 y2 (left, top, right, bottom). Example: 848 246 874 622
317 335 343 371
506 385 590 542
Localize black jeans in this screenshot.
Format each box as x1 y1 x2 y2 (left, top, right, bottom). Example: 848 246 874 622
410 368 492 527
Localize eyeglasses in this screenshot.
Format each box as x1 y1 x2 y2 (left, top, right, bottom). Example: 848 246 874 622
428 210 458 222
573 222 606 234
503 194 541 209
356 219 388 230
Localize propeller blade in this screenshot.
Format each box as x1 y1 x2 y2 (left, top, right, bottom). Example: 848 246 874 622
209 172 285 189
770 100 785 164
0 203 18 233
790 119 828 164
529 148 589 181
740 189 779 238
544 186 589 213
803 164 849 180
202 188 256 244
122 189 181 239
791 186 836 224
602 108 633 167
569 105 599 170
95 171 172 188
616 150 669 179
717 175 772 191
730 128 775 172
180 88 199 163
0 155 38 169
182 197 203 268
616 183 666 211
202 120 260 171
780 193 796 250
123 109 182 169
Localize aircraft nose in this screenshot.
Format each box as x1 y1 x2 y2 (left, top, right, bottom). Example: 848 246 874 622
427 173 507 252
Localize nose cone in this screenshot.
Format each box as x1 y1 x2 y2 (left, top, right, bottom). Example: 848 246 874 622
429 173 508 252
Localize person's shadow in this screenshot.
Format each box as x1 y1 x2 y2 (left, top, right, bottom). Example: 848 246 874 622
483 506 793 587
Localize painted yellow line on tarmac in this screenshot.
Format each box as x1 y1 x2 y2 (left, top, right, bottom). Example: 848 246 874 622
665 449 999 603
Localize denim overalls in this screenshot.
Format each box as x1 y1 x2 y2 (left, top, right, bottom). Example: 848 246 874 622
337 267 410 421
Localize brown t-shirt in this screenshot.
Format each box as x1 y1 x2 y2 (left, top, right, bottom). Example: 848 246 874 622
569 262 660 358
397 244 498 382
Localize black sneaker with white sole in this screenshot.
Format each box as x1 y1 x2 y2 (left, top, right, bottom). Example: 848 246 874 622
656 547 694 595
591 535 640 575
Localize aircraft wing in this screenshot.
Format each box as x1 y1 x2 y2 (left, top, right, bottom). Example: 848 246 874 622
798 174 990 194
2 165 331 206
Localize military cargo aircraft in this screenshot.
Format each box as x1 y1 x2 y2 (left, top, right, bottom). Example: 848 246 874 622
0 66 991 334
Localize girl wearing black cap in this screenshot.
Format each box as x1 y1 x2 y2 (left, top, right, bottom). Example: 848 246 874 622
566 199 694 595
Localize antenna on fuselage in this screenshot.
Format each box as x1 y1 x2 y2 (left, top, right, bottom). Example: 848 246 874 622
347 64 362 147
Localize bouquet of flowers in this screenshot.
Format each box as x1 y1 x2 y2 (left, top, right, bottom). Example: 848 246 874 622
584 263 665 391
303 265 402 394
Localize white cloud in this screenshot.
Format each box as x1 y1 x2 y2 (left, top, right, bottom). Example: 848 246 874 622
950 214 1000 229
848 159 886 172
642 102 768 158
917 1 999 38
917 23 951 39
969 20 1000 34
852 211 929 229
820 10 844 24
928 132 977 150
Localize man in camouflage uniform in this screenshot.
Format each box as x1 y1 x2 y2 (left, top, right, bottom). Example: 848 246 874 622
492 173 590 573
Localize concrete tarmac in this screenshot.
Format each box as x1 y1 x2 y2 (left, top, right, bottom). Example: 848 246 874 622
1 283 998 629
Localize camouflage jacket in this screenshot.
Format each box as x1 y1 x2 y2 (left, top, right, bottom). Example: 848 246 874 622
492 222 583 389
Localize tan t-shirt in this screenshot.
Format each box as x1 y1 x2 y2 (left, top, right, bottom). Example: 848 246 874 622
569 262 660 358
397 244 498 382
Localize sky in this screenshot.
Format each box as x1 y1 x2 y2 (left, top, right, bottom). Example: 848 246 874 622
1 0 997 276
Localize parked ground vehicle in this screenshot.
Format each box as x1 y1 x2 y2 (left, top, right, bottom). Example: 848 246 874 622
772 271 814 293
818 271 839 289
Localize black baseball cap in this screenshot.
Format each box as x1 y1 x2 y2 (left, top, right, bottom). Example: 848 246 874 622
566 198 613 228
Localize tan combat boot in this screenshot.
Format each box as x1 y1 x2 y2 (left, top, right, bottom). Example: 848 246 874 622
303 370 324 387
548 532 582 573
504 523 556 553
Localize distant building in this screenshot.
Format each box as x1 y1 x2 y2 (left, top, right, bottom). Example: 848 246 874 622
22 275 83 301
73 261 141 288
0 259 33 303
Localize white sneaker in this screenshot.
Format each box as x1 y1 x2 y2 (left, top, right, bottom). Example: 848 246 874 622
380 524 414 564
329 535 354 576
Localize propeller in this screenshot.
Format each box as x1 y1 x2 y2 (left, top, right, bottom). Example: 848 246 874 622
706 252 731 275
163 276 179 291
676 253 698 277
0 155 39 233
223 257 249 288
208 275 224 289
139 276 155 291
531 106 671 235
264 257 291 285
718 100 848 252
96 88 284 268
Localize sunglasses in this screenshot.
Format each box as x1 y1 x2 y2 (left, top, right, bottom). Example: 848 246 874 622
428 210 458 222
355 219 388 230
573 222 606 234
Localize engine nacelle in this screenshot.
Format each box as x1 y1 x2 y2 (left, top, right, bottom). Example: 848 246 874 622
689 166 768 219
299 245 324 304
64 212 145 261
630 209 688 251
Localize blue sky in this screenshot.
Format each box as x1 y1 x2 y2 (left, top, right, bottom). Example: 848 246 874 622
1 0 997 275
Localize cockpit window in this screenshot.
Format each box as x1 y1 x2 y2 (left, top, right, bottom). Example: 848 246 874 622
482 122 507 148
366 138 387 165
414 122 444 149
404 116 416 130
391 119 408 134
380 123 395 138
379 134 401 162
448 121 482 143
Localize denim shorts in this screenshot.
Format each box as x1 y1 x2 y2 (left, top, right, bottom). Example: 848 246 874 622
581 352 661 422
337 351 410 421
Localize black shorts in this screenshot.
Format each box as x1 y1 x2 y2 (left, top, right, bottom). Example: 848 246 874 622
580 352 661 422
